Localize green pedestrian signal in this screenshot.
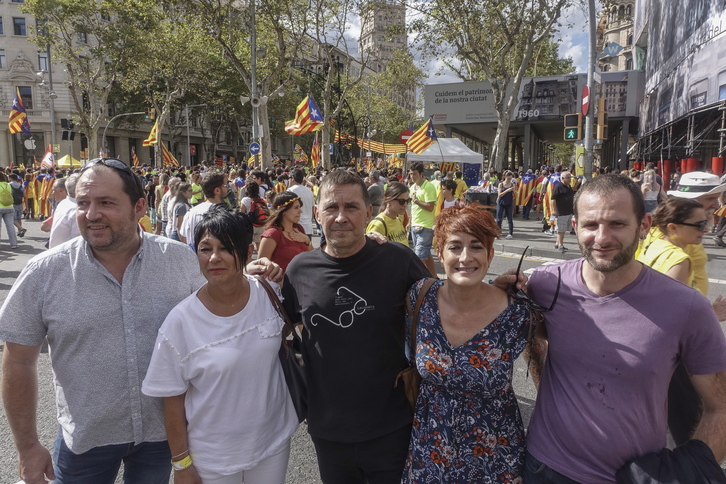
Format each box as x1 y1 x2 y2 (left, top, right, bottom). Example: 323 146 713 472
563 113 583 141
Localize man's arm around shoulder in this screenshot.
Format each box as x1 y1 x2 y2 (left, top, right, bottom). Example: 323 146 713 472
1 342 55 483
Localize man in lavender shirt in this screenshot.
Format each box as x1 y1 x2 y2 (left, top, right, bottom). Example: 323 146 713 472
525 174 726 483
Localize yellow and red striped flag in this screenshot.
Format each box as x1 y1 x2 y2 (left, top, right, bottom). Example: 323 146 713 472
142 119 159 146
160 143 180 167
310 133 320 168
406 119 437 154
515 173 537 206
9 88 31 135
293 144 308 163
439 162 457 174
285 96 324 135
132 146 140 167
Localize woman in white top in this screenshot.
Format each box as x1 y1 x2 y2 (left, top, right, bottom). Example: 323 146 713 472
143 206 298 484
641 169 665 213
168 182 192 241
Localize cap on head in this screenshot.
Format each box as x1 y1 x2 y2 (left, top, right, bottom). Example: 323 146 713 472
668 171 726 199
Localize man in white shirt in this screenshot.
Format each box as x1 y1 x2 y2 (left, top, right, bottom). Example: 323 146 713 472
178 172 229 247
287 168 315 234
49 174 81 249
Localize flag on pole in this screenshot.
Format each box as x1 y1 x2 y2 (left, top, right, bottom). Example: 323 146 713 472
160 143 180 167
40 144 55 169
310 133 320 168
515 172 537 206
9 88 31 135
285 96 324 135
406 119 437 154
294 144 308 163
142 119 159 146
132 146 140 167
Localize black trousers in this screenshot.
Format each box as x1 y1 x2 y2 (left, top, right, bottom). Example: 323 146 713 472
311 424 412 484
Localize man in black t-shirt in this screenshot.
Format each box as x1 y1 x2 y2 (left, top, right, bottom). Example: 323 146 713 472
551 171 575 252
282 169 430 484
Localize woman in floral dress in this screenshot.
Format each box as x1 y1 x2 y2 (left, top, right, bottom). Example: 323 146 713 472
403 204 532 484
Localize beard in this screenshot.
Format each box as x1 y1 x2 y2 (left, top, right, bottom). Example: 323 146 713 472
579 230 640 273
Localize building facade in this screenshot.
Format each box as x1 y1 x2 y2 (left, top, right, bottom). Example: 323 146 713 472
596 1 635 72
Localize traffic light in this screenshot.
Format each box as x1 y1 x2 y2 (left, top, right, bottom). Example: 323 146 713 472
596 98 608 140
145 108 156 120
564 113 582 141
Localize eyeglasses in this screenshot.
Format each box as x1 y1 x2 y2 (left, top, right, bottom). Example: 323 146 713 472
393 198 411 205
678 220 709 231
511 245 561 313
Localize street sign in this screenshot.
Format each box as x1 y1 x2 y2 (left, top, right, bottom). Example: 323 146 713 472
366 151 372 158
53 144 60 153
581 86 590 116
329 143 334 154
249 142 261 155
399 129 413 144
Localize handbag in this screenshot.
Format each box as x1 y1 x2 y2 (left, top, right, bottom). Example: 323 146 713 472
394 277 437 412
256 277 308 423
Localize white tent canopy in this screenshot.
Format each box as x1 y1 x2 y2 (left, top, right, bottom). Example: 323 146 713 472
405 138 484 165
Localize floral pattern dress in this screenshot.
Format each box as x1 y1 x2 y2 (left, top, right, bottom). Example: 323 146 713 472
402 279 531 484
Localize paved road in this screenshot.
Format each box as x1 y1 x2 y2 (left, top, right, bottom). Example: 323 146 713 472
1 214 724 482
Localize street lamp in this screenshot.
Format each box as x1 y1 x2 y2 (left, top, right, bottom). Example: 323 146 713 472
36 46 58 158
185 104 207 166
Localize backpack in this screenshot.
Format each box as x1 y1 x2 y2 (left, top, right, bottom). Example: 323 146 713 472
0 184 13 206
248 197 270 227
11 185 24 205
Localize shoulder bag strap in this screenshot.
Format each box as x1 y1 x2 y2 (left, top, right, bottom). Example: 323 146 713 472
256 276 299 341
373 215 388 237
406 278 437 361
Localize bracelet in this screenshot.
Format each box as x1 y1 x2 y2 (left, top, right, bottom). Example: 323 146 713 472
171 449 189 460
172 454 193 471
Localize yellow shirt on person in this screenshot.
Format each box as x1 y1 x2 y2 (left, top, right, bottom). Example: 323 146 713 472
454 179 468 199
639 227 706 295
366 213 409 246
636 236 696 289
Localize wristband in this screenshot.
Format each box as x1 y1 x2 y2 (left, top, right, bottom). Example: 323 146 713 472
172 454 193 471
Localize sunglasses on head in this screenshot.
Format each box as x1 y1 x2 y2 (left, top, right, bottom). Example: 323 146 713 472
511 245 561 313
81 158 134 175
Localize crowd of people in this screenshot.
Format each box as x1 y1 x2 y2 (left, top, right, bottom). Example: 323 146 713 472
1 157 726 484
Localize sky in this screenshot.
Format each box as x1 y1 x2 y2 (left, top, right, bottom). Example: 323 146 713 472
344 3 595 85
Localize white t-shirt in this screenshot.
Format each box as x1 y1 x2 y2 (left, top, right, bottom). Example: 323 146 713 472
49 197 80 248
142 276 298 476
240 196 253 213
288 183 315 234
178 201 214 245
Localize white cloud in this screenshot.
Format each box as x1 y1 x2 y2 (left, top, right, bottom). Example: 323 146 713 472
555 4 594 73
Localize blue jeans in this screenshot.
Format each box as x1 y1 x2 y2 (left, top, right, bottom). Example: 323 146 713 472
495 202 514 235
53 429 171 484
411 226 434 260
0 207 18 246
524 451 582 484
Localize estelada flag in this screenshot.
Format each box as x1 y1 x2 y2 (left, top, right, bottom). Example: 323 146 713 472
9 88 31 135
40 144 55 169
310 132 320 168
285 96 324 135
542 173 561 223
160 143 179 167
132 146 140 167
406 119 437 154
515 173 537 206
142 119 159 146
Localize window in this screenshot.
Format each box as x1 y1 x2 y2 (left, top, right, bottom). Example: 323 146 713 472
627 33 633 46
12 0 25 3
625 58 633 70
0 49 5 69
18 86 32 109
13 17 26 36
0 17 3 35
78 32 87 43
38 52 48 71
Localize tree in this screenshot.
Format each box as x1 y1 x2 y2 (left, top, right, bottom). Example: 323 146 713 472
165 0 312 169
410 0 572 170
118 7 216 167
23 0 154 159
